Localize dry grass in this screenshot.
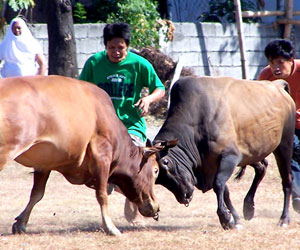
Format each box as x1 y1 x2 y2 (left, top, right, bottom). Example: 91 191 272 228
1 154 300 250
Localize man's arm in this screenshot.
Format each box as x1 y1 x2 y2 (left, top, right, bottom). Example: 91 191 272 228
134 88 165 117
36 53 47 76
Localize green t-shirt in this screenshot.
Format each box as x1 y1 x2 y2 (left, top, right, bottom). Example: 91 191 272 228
79 50 165 142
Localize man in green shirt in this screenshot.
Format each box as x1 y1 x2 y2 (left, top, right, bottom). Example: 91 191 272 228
79 22 165 225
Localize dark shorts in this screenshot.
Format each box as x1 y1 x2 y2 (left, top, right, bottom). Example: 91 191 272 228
292 129 300 197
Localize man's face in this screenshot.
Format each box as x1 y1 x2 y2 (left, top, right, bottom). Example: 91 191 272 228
268 56 294 79
106 38 128 63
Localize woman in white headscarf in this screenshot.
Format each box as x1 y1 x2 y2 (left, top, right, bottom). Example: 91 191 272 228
0 17 46 78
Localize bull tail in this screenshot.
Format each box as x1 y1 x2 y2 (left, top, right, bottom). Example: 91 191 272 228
235 159 268 181
235 166 246 181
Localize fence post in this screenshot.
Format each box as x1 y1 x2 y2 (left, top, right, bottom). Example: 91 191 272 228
234 0 247 79
284 0 293 39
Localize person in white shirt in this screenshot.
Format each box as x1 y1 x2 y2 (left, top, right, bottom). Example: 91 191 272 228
0 17 46 78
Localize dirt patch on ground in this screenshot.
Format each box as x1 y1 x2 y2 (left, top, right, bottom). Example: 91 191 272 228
1 154 300 250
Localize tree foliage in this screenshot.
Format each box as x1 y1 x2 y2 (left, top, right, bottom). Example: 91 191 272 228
5 0 35 11
73 0 119 23
200 0 261 23
107 0 161 49
72 0 161 49
73 2 87 24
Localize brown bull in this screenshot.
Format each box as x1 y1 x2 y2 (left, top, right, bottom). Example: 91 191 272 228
0 75 163 236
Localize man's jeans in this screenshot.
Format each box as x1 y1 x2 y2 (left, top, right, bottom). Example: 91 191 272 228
292 129 300 199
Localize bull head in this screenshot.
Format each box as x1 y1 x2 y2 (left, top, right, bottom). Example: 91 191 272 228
139 143 165 172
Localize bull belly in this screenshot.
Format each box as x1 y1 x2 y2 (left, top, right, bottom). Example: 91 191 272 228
14 141 83 170
238 153 271 166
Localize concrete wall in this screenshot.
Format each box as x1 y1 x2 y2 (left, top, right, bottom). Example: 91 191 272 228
162 22 284 79
2 22 300 80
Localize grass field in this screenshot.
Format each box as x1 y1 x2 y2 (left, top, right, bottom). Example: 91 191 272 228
1 153 300 250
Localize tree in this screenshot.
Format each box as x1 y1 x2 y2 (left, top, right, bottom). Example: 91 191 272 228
46 0 78 77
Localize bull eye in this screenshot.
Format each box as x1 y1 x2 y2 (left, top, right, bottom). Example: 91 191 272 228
153 167 159 176
163 159 169 166
161 159 170 171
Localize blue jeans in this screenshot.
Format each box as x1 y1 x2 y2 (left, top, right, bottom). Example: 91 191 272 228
292 129 300 198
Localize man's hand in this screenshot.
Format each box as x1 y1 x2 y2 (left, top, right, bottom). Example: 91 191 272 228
134 96 151 117
134 88 165 117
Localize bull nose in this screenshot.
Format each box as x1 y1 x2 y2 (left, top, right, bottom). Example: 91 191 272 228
138 201 160 217
153 213 159 221
184 193 193 207
176 187 194 205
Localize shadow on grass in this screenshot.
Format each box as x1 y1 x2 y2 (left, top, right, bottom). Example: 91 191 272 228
1 222 195 236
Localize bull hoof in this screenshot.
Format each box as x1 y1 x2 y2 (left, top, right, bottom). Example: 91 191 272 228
220 215 235 230
106 227 122 236
12 222 26 234
277 218 290 228
243 201 255 220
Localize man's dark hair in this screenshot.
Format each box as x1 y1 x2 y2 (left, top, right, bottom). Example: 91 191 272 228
264 39 294 61
103 23 131 47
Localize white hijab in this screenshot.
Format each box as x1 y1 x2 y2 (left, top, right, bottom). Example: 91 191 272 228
0 17 43 78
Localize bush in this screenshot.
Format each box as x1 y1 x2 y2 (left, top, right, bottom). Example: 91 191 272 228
73 2 87 23
75 0 119 23
107 0 161 49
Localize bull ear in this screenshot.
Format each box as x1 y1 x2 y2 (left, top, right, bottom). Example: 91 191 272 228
165 139 178 148
143 144 165 158
146 138 153 147
153 139 178 149
139 145 165 172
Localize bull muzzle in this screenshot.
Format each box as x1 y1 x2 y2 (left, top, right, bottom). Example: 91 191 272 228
184 193 193 207
138 199 160 219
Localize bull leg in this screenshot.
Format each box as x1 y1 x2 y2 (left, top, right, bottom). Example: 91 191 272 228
95 187 121 236
274 145 293 227
224 184 242 229
214 153 241 230
243 160 267 220
94 175 122 236
12 169 50 234
89 140 121 236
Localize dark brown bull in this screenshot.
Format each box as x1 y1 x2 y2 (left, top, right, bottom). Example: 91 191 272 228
154 76 295 230
0 75 163 236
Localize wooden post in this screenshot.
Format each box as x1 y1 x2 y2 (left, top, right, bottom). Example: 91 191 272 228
234 0 247 79
242 10 300 18
277 19 300 25
284 0 293 39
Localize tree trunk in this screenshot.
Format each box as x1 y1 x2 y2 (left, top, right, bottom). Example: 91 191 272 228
46 0 78 78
